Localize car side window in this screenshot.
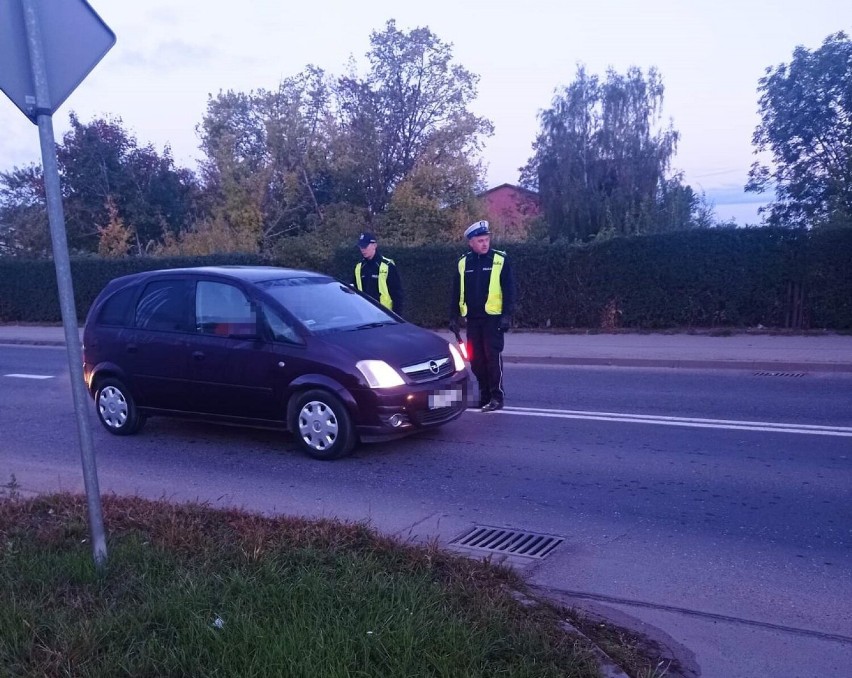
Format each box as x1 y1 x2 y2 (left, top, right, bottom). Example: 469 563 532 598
97 286 135 326
260 302 302 344
135 279 191 332
196 281 256 336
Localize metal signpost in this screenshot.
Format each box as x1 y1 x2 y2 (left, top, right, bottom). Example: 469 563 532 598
0 0 116 568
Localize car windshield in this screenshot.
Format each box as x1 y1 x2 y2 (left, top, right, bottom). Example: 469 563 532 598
258 276 398 334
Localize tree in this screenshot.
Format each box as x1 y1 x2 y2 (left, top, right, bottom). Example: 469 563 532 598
1 115 198 258
334 20 492 216
155 213 259 256
746 31 852 228
522 65 695 241
197 24 490 247
652 176 715 233
377 159 482 245
197 67 336 251
57 114 199 254
0 164 49 257
97 198 132 257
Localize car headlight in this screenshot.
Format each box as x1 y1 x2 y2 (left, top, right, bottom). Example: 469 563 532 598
356 360 405 388
448 343 466 371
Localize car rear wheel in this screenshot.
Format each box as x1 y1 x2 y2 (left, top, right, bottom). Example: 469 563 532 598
291 389 356 460
95 378 145 435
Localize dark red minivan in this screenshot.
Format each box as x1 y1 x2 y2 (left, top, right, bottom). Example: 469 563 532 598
82 266 467 459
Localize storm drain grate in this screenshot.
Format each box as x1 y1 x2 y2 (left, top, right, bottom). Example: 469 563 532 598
450 526 563 560
754 371 806 378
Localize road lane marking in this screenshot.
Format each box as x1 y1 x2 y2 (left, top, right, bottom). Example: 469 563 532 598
489 406 852 437
4 374 54 379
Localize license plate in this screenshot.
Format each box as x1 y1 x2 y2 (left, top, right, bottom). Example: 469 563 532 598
428 388 462 409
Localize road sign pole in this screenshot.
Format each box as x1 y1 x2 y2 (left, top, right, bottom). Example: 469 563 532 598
22 0 108 569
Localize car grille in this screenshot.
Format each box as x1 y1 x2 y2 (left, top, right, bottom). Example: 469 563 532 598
413 401 464 425
401 355 454 383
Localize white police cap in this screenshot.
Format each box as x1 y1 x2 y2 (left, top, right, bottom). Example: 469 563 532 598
464 220 490 239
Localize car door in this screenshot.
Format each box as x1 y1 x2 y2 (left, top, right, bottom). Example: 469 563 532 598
185 279 291 421
122 277 194 410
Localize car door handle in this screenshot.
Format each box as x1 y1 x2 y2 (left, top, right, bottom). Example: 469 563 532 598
192 351 205 361
126 343 138 354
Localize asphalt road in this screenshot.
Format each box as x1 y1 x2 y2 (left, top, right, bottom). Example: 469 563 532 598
2 345 851 677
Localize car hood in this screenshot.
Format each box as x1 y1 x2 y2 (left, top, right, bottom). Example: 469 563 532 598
318 323 450 367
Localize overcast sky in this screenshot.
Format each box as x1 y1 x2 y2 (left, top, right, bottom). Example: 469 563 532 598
0 0 847 224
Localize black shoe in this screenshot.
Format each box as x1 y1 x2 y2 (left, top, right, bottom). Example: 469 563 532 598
481 398 503 412
477 392 491 408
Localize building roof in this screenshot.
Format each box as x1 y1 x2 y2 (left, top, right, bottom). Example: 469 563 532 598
477 183 539 199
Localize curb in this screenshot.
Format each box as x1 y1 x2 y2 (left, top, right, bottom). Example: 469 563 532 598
3 338 850 373
0 338 65 346
0 339 68 348
509 589 631 678
504 355 852 373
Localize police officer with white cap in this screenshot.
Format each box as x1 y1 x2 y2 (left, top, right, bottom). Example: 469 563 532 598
449 220 515 411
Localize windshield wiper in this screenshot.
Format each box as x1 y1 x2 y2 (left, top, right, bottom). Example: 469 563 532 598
352 321 393 330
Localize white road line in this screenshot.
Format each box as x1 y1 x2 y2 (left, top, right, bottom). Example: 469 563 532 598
4 374 54 380
484 406 852 438
505 406 852 432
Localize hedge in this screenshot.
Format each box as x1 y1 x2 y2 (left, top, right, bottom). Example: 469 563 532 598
1 227 849 330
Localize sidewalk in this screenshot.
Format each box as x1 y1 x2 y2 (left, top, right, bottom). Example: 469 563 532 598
2 324 851 372
443 330 852 373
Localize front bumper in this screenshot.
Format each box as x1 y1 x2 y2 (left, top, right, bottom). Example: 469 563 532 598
351 370 468 441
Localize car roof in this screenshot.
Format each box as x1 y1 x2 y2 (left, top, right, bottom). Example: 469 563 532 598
168 265 329 283
113 265 330 286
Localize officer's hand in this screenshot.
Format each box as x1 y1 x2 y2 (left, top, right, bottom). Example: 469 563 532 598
449 317 460 335
499 315 511 333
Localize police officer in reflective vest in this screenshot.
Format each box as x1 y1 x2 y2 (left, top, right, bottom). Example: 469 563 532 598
449 220 515 412
353 231 404 315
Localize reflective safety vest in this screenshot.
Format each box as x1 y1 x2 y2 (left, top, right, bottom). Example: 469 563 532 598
457 251 505 317
355 258 394 310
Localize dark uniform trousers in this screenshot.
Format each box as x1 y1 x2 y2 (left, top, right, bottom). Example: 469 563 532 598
466 315 505 404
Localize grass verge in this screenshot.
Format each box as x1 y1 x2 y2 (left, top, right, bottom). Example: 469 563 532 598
0 494 631 677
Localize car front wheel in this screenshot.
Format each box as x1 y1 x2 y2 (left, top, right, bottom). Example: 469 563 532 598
290 389 356 460
95 378 145 435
